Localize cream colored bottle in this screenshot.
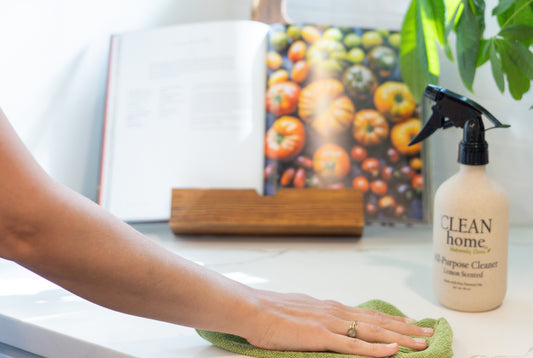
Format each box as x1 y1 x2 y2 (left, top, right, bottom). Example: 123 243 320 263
408 84 511 312
432 164 509 311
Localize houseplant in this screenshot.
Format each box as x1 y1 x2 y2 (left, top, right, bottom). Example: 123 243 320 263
400 0 533 102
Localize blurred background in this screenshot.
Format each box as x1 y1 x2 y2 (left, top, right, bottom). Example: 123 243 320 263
0 0 531 225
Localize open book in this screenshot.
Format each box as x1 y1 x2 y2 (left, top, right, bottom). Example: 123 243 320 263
99 20 426 224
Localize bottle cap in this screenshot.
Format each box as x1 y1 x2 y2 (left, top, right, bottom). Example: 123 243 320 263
409 84 510 165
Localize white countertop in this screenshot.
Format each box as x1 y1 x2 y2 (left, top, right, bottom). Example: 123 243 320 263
1 224 532 358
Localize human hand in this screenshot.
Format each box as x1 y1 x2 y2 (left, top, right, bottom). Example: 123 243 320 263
243 290 433 357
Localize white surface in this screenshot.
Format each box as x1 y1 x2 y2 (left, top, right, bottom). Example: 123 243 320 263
0 224 532 358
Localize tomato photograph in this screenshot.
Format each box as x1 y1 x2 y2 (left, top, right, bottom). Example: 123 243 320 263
263 24 426 224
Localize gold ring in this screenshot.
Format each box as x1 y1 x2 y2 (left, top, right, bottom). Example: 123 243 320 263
347 320 358 338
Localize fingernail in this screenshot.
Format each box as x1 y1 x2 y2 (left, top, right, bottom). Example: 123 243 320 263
404 317 416 323
414 338 427 346
385 343 398 349
422 327 434 336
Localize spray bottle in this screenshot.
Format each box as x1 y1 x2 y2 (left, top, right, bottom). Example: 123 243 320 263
409 84 510 312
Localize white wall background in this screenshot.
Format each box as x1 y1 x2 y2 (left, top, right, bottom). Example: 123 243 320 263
1 0 532 225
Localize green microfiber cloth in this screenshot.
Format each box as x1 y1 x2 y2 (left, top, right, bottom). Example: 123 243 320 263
196 299 453 358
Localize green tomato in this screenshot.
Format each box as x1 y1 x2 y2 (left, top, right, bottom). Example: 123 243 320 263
362 31 383 50
342 64 378 102
306 39 347 76
347 47 365 64
344 33 361 49
323 28 343 42
367 46 397 78
287 25 301 41
269 31 289 52
388 33 401 49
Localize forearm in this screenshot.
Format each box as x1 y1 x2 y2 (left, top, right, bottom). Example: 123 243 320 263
10 183 258 336
0 110 257 336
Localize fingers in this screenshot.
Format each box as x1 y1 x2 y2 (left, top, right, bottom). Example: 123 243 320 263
324 333 400 358
349 310 434 338
251 291 434 357
324 316 428 351
348 320 428 350
316 299 434 337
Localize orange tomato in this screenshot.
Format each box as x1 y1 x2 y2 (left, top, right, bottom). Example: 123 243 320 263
266 81 301 116
374 82 416 122
352 109 389 146
298 79 355 136
301 25 322 44
288 40 307 62
410 157 423 171
266 51 283 70
291 60 309 83
390 118 422 156
312 144 351 180
264 116 306 160
268 69 289 87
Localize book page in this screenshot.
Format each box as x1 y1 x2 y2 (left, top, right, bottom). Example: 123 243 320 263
100 20 269 222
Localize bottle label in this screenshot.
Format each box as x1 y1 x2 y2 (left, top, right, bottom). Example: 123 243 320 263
434 214 503 292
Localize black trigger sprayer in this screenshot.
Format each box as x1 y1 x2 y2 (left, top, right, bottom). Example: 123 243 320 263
411 84 511 312
409 84 510 165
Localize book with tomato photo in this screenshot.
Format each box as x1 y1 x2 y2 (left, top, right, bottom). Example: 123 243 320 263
100 20 427 224
263 24 426 224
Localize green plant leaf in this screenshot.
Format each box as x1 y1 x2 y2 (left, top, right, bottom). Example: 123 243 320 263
456 0 483 91
498 41 531 99
499 38 533 79
489 40 505 92
421 0 446 44
492 0 516 15
443 0 463 61
498 24 533 41
420 0 445 76
471 0 486 33
400 0 440 100
477 38 490 66
445 0 463 34
498 0 533 28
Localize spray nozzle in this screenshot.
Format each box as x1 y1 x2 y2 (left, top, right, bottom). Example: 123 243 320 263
409 84 510 165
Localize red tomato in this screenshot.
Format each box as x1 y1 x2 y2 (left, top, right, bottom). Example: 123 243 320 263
366 202 378 216
381 166 394 181
370 179 388 196
296 155 313 168
350 145 367 162
288 40 307 62
293 167 307 188
280 167 296 186
395 204 406 217
412 174 424 192
361 157 380 178
266 81 301 116
386 147 399 163
312 144 351 180
352 176 369 192
265 116 306 160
